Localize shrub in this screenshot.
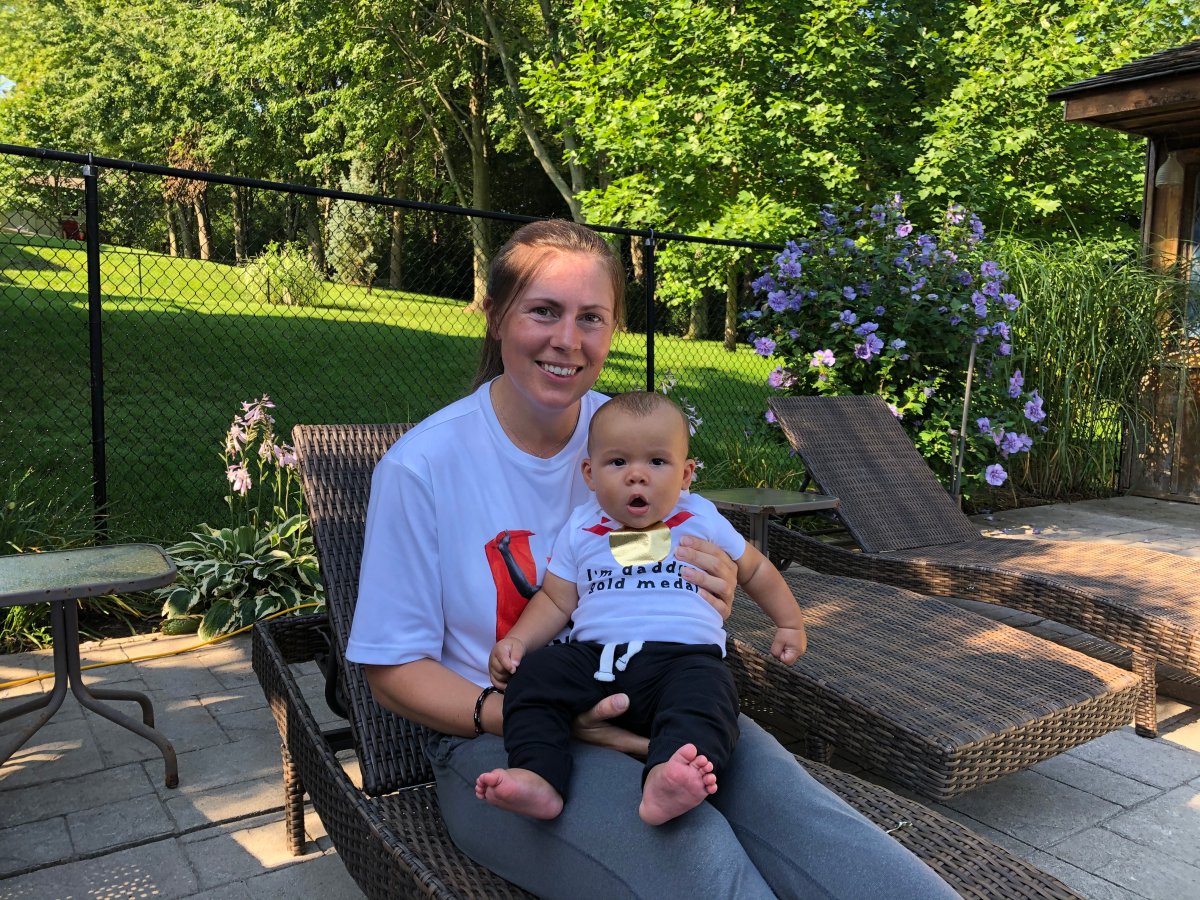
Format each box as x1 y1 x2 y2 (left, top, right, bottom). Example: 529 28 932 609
155 396 323 639
242 241 323 307
326 159 384 288
744 195 1046 496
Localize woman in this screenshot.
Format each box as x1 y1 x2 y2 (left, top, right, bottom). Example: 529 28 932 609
348 220 956 899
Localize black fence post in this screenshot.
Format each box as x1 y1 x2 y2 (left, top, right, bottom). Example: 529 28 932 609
83 159 108 539
644 230 656 392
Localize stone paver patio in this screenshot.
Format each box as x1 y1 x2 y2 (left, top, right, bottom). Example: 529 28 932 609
1 494 1198 899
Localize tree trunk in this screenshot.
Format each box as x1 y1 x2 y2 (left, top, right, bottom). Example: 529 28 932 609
688 293 708 341
165 199 178 257
466 56 492 312
232 186 248 263
389 207 405 290
306 197 326 275
193 193 213 261
724 263 740 351
174 201 195 259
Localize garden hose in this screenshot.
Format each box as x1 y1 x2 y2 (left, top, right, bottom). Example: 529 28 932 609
0 602 322 691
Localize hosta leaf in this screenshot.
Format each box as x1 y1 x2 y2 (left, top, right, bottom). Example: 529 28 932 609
166 540 208 555
234 526 258 554
254 594 283 619
161 587 194 617
198 599 235 641
274 583 302 608
251 560 285 579
236 599 259 629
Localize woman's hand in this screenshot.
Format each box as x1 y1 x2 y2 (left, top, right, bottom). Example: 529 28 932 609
571 693 649 758
676 535 738 620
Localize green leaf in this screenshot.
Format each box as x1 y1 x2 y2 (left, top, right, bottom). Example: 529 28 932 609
198 598 235 641
161 587 194 617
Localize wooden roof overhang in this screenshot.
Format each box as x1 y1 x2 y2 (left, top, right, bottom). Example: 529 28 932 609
1048 40 1200 143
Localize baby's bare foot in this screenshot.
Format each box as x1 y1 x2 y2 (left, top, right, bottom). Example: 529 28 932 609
639 743 717 825
475 767 564 820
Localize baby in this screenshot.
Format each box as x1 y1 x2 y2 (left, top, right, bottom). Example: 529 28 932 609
475 391 806 825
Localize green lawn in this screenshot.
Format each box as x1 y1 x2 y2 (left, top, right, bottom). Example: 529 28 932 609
2 232 786 542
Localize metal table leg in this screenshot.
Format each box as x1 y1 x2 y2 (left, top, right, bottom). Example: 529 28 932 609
60 601 179 787
0 602 71 765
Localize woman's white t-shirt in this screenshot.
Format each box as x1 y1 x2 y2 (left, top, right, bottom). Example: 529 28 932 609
347 381 608 687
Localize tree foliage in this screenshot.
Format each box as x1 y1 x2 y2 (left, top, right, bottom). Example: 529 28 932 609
2 0 1198 303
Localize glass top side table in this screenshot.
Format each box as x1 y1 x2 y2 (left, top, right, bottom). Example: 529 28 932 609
0 543 180 787
698 488 839 556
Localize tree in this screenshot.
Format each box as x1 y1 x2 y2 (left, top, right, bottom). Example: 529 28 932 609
910 0 1200 239
327 157 386 288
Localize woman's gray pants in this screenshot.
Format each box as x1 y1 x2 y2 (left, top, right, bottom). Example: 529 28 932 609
428 715 958 900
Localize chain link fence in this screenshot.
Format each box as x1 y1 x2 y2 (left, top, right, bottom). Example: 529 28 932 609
1 145 786 543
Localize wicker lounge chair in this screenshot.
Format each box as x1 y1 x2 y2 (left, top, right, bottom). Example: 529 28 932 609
768 393 1200 739
252 422 1092 898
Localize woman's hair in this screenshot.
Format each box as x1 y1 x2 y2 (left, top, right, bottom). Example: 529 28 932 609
472 220 626 390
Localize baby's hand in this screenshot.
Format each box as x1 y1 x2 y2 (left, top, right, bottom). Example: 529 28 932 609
489 637 526 688
771 626 807 666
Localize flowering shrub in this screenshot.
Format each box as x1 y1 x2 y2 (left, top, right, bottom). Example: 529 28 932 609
745 195 1046 492
156 396 322 639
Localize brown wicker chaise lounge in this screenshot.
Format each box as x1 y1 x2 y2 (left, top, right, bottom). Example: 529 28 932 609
768 393 1200 739
252 422 1091 898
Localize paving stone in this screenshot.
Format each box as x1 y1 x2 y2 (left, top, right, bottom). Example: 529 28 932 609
148 735 282 799
67 792 176 854
0 649 51 679
1053 826 1200 900
0 816 71 876
211 704 278 743
180 883 255 900
1028 851 1149 900
0 717 107 789
1102 785 1200 866
166 775 282 832
0 837 200 899
1032 753 1161 808
0 685 85 724
135 655 226 696
181 817 312 890
200 688 269 718
942 769 1121 847
1164 717 1200 753
0 761 154 829
244 849 366 899
77 667 151 693
88 693 226 768
1067 727 1200 790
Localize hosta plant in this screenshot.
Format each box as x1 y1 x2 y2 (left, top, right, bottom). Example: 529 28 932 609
156 396 321 638
156 515 322 639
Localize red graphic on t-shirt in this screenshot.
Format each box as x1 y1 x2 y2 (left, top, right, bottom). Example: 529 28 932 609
663 510 694 529
485 530 538 641
581 509 694 537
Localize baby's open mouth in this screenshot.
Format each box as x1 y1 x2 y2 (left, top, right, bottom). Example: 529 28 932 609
628 495 649 510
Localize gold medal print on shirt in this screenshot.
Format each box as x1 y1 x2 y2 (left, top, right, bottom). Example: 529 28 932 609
608 523 671 567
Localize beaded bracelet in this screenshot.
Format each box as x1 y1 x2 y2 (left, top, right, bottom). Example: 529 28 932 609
474 685 503 735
